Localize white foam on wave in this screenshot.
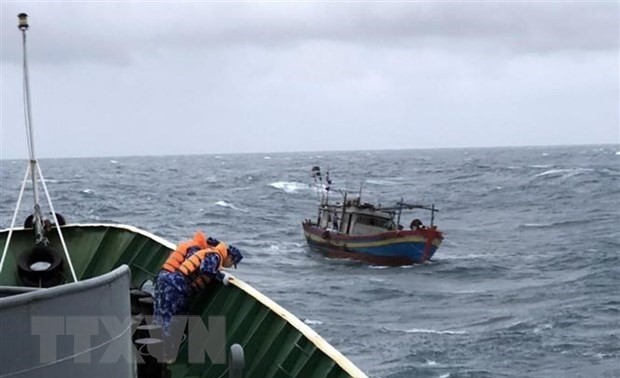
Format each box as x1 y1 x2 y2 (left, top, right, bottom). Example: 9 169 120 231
615 151 620 155
269 181 308 193
366 179 397 186
303 319 323 325
534 168 593 178
204 175 218 183
521 223 550 228
533 323 553 333
109 160 118 164
82 189 95 194
404 328 467 335
520 221 579 229
214 200 247 213
264 156 271 160
438 374 450 378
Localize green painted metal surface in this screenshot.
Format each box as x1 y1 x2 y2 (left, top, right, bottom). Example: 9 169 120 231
0 225 365 378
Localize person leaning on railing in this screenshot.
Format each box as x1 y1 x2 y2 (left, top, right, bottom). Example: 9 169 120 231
153 231 243 335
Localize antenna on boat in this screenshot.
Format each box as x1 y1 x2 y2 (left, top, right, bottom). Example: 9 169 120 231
311 165 323 204
0 14 78 282
396 197 404 227
358 182 364 203
324 167 332 205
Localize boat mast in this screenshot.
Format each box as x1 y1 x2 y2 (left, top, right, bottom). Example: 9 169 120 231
339 191 347 233
18 13 46 246
0 14 79 282
396 197 404 228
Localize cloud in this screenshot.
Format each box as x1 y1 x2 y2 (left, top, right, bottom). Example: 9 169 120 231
0 2 617 159
1 2 617 67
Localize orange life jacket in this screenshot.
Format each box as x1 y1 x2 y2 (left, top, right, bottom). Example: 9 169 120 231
178 243 228 291
162 231 208 272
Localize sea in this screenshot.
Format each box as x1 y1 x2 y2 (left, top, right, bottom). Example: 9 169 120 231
1 145 619 378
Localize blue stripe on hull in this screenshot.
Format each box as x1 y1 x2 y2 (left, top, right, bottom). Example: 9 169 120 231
306 238 438 265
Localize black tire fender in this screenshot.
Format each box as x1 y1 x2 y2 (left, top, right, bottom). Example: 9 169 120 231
23 213 66 228
17 245 65 287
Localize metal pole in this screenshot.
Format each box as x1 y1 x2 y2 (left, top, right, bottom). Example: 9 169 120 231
340 191 347 233
19 13 45 245
396 197 403 228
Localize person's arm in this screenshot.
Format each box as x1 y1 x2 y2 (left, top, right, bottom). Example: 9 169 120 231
199 253 228 283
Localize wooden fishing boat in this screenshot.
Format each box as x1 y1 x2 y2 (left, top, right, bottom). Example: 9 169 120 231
302 167 443 266
0 14 367 378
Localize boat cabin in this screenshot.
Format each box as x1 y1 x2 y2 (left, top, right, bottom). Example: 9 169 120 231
317 199 399 236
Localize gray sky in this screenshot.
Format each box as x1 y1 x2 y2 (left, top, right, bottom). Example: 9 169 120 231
1 1 618 159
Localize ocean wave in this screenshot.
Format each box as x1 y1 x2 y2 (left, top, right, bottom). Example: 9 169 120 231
439 253 489 260
403 328 467 335
533 168 593 179
204 175 219 183
2 145 617 378
303 319 323 325
517 219 588 229
366 179 397 186
214 200 248 213
269 181 308 193
463 315 515 328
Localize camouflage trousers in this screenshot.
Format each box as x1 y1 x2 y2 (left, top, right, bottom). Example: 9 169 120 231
153 270 190 335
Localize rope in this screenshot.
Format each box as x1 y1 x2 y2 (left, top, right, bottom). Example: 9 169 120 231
37 164 78 282
0 167 30 274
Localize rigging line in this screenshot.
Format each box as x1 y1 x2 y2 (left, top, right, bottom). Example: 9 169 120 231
0 322 133 378
37 164 78 282
0 167 31 274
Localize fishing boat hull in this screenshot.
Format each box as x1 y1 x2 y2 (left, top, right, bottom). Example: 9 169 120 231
303 222 443 266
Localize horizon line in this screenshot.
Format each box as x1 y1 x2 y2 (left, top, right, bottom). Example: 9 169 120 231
0 142 618 161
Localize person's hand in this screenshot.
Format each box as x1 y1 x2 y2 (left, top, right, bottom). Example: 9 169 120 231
207 237 220 246
222 272 232 286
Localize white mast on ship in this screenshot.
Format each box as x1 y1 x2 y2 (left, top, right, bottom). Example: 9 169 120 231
0 14 78 282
